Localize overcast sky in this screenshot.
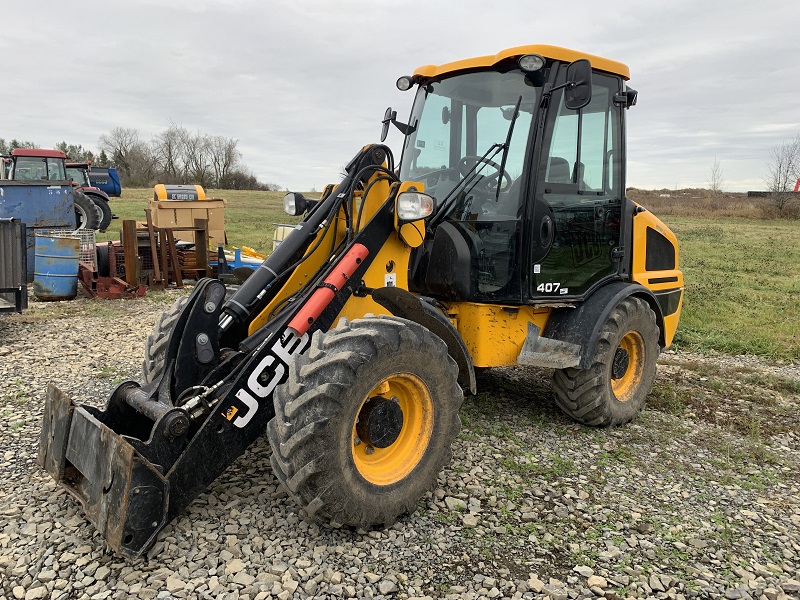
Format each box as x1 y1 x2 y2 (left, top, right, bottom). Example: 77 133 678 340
2 0 798 192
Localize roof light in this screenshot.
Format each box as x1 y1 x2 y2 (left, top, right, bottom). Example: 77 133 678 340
518 54 545 72
396 76 413 91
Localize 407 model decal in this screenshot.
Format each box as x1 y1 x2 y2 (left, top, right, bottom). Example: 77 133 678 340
536 282 568 294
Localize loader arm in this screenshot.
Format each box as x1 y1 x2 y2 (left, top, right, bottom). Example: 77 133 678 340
39 146 403 557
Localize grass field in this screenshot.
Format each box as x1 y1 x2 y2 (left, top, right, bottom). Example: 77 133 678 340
663 217 800 360
103 188 800 360
98 188 302 252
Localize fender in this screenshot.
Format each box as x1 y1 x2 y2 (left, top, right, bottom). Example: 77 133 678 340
543 281 665 370
83 189 111 204
372 286 477 394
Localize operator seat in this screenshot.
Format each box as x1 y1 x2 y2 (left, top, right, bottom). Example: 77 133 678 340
546 157 572 184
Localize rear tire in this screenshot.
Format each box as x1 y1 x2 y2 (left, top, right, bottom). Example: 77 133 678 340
552 296 659 426
73 191 101 230
268 315 463 528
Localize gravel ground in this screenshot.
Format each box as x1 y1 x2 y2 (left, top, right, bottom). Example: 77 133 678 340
1 292 798 600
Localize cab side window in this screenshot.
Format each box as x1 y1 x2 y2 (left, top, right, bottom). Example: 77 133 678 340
533 71 623 298
545 80 615 194
47 158 66 180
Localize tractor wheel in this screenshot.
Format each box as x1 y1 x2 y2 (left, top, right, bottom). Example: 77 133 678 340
91 196 113 231
142 295 189 384
268 315 463 528
551 296 659 426
73 191 101 230
142 287 238 383
96 244 111 277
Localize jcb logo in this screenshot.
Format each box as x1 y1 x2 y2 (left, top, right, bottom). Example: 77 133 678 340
225 329 309 428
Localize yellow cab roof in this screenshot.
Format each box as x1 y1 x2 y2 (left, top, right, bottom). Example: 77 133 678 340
413 44 630 81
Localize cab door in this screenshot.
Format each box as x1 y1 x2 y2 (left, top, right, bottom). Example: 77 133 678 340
529 70 625 300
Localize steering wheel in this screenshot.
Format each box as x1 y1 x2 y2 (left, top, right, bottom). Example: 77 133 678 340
458 155 512 192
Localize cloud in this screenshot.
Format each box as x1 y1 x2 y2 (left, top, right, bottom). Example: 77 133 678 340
1 0 799 191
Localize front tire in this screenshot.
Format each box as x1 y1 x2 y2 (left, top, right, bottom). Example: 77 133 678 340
90 196 113 231
552 296 659 426
268 315 463 528
142 286 239 383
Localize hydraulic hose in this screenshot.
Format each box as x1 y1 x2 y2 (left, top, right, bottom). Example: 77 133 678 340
219 145 391 332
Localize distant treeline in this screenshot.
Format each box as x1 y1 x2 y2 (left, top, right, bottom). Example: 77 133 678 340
0 126 280 191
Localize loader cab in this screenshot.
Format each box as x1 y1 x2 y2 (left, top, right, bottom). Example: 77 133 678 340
401 49 633 306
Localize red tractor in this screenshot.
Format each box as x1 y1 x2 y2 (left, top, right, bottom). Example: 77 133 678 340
66 161 114 231
3 149 103 230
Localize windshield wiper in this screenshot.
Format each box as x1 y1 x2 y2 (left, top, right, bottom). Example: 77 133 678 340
495 95 522 203
429 143 504 227
429 95 524 226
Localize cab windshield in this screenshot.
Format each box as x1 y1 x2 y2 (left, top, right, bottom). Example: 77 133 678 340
66 167 89 186
400 69 541 298
399 70 540 221
12 156 66 180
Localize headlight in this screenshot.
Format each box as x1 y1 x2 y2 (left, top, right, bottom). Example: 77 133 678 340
396 191 435 221
283 192 306 216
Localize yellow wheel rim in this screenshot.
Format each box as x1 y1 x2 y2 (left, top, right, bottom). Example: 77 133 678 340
352 373 434 486
611 331 645 402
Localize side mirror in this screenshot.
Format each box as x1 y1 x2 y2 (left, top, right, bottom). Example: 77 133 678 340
381 107 417 141
564 59 592 110
381 107 396 142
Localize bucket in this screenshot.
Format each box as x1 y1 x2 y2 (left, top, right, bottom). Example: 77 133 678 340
272 224 296 251
33 234 80 301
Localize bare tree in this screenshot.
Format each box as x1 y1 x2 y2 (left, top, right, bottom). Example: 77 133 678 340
707 156 724 196
180 130 212 186
765 134 800 214
153 123 187 183
99 128 140 166
128 142 159 186
96 125 275 189
99 128 161 186
209 135 241 188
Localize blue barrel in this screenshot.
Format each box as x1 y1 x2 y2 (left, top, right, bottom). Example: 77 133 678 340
32 234 80 301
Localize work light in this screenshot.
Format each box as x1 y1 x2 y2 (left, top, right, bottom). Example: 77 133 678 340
396 76 414 91
518 54 545 72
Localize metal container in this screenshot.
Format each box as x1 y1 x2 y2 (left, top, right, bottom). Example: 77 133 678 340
272 224 296 251
0 180 75 281
33 234 80 301
0 218 27 312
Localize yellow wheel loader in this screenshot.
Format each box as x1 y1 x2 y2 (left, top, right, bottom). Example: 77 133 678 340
39 44 683 557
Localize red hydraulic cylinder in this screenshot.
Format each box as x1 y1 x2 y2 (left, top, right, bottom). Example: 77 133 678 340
288 243 369 336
